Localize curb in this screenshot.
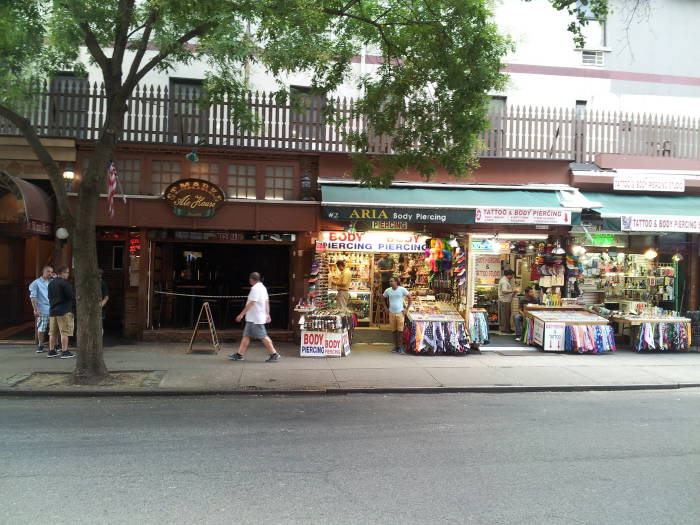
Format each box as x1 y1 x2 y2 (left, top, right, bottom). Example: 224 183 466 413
2 383 699 397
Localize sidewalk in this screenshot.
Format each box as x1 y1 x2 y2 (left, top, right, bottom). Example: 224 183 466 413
1 341 700 395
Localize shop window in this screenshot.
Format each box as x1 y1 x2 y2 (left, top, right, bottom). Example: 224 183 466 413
151 160 182 195
49 72 89 139
265 166 294 200
115 159 141 194
290 85 325 141
188 162 220 185
227 164 257 199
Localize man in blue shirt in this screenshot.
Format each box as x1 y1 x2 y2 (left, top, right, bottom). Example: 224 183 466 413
28 265 53 353
383 277 411 354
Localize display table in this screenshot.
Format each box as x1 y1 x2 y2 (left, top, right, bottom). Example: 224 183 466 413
299 310 355 357
610 315 692 352
404 301 469 355
523 306 615 353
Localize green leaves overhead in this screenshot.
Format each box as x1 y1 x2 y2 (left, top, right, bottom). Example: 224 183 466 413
2 0 514 185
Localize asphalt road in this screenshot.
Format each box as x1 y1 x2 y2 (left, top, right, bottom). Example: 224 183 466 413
2 390 700 525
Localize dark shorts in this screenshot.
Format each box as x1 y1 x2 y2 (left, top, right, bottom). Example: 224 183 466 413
243 322 268 340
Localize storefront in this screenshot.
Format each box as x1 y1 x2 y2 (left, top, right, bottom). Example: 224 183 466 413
301 181 587 355
0 172 55 330
568 192 700 351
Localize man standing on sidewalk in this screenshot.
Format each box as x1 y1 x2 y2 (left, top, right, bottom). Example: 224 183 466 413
229 272 280 362
331 260 351 309
47 266 76 359
497 269 516 334
28 265 53 353
384 277 411 353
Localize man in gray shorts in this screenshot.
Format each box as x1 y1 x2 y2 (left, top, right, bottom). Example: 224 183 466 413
229 272 281 362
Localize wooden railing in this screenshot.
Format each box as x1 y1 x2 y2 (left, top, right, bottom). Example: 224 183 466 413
1 81 698 161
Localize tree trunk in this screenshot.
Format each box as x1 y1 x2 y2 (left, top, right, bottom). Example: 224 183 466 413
71 120 121 383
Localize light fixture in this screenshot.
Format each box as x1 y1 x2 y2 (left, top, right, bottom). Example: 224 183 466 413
471 234 549 240
643 247 658 260
62 164 75 181
571 245 587 256
553 241 565 255
672 252 684 262
185 139 206 163
56 227 69 240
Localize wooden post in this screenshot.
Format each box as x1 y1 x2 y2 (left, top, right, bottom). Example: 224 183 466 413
688 234 699 311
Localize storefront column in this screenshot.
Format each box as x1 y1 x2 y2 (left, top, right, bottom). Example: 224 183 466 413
688 233 699 311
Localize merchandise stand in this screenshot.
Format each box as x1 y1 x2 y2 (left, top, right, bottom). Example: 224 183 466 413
611 315 692 352
467 308 490 345
404 302 469 355
523 305 615 354
299 311 355 357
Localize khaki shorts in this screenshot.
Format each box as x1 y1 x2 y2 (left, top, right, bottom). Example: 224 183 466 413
49 313 74 338
389 312 405 332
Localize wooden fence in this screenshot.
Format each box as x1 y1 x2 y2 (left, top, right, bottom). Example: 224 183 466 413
1 81 698 161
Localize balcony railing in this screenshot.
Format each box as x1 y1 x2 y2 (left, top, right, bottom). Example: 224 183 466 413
1 81 698 162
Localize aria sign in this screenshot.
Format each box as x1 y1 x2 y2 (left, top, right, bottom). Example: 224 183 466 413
163 179 224 218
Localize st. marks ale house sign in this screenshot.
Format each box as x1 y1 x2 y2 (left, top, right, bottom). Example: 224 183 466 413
163 179 224 218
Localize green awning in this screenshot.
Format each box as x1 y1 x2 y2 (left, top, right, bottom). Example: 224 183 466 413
321 184 580 226
582 192 700 233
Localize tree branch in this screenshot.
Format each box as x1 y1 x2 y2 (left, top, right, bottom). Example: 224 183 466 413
132 21 217 86
0 103 74 226
79 21 111 79
111 0 136 74
322 8 400 56
123 8 158 91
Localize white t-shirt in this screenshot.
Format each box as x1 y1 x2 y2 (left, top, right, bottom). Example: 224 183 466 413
498 276 513 303
245 282 269 324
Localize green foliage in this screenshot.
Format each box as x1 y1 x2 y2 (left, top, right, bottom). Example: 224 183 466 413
0 0 514 186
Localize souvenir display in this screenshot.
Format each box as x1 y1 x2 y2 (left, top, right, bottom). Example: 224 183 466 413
634 321 691 351
467 309 489 345
522 306 614 353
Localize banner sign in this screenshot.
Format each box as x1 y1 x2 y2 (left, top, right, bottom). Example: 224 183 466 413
613 175 685 193
475 207 571 225
323 206 473 224
620 215 700 233
474 254 502 280
300 331 351 357
318 231 428 252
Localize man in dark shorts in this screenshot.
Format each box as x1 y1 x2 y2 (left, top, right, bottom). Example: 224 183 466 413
229 272 281 362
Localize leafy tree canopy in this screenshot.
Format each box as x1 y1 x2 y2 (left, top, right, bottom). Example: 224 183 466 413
1 0 514 187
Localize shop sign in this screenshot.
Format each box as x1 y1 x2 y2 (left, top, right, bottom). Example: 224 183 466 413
471 239 510 253
590 233 616 246
613 175 684 193
475 207 571 225
474 254 502 280
300 331 350 357
620 214 700 233
369 220 409 231
163 179 225 218
23 219 51 235
543 323 565 351
318 231 427 252
324 206 473 224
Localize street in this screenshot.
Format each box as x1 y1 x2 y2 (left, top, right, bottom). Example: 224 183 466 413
2 390 700 525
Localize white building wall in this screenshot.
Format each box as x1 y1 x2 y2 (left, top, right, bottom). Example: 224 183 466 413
77 0 699 116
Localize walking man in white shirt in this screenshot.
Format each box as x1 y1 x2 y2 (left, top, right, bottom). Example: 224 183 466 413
28 265 53 353
229 272 280 362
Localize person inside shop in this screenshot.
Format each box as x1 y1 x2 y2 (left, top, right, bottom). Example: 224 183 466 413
383 277 411 354
497 269 516 334
377 253 395 291
331 260 351 309
514 286 540 342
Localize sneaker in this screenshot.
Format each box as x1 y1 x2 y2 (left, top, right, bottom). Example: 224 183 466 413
391 347 400 353
265 353 281 362
228 353 244 361
60 350 76 359
36 344 47 353
47 349 60 358
398 348 406 354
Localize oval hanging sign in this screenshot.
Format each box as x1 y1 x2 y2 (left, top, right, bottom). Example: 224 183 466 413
163 178 224 218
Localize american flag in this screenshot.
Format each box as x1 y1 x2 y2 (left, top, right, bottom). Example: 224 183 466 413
107 161 118 218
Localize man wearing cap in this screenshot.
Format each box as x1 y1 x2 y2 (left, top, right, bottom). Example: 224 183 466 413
331 260 351 309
